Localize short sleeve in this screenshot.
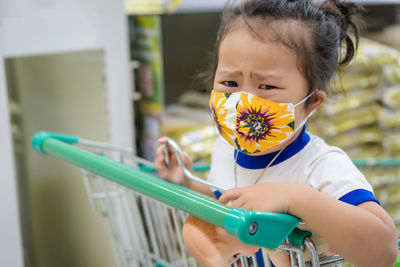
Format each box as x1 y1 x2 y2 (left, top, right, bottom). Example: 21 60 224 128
306 149 374 201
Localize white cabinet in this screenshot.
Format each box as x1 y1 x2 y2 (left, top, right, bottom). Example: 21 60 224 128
0 0 134 266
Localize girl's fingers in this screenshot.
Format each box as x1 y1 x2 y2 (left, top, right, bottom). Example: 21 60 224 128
156 142 177 167
155 146 169 176
230 197 244 209
181 152 193 170
155 146 165 165
154 138 194 183
219 188 242 205
155 144 164 158
155 156 167 177
157 136 169 144
156 138 188 167
157 138 179 165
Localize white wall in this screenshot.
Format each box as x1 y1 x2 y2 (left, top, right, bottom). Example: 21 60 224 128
0 57 24 267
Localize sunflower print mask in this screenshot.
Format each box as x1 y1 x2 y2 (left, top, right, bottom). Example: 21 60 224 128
209 90 313 154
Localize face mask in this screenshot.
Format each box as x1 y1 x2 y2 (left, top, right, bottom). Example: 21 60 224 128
209 90 315 154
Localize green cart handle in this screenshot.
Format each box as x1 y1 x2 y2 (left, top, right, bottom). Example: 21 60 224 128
32 131 80 153
32 131 308 249
139 164 211 173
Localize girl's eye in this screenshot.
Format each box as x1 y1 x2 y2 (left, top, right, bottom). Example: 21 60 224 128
222 81 238 87
233 253 240 259
260 84 277 90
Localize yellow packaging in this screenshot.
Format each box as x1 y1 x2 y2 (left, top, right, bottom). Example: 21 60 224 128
382 86 400 109
348 38 400 72
329 72 381 94
322 87 381 116
328 127 383 149
383 65 400 85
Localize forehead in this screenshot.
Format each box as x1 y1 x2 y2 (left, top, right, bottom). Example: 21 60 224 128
217 17 310 75
219 19 303 71
222 17 309 50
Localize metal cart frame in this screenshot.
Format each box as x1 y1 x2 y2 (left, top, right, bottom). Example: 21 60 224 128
33 131 394 267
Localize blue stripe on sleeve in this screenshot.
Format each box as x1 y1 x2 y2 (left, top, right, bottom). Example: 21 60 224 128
213 190 222 199
339 189 381 206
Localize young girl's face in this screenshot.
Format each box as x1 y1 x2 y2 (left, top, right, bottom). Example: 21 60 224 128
213 19 323 154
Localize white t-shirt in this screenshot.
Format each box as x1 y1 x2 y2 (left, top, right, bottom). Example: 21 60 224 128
208 128 378 205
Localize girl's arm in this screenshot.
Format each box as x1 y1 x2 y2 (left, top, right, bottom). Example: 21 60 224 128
186 179 215 197
219 183 398 267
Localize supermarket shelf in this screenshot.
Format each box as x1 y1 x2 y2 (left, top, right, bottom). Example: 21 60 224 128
174 0 400 13
175 0 225 13
124 0 400 14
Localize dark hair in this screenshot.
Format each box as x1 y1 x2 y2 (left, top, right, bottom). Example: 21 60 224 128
205 0 364 94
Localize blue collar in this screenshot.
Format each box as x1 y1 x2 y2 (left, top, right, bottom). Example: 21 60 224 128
234 126 310 169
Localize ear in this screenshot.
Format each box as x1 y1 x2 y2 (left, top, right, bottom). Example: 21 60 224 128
306 90 326 116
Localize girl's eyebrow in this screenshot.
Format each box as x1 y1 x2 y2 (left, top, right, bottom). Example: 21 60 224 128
252 71 282 82
217 69 242 77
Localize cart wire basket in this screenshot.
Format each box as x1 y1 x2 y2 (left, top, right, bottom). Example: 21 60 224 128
32 132 399 267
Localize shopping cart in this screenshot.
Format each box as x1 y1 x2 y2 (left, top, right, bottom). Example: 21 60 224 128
31 132 395 267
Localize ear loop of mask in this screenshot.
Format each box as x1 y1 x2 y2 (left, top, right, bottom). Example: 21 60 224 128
292 90 317 133
293 90 315 108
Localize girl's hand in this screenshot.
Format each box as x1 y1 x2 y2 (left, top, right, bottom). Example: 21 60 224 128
221 183 399 267
154 137 193 187
219 183 297 214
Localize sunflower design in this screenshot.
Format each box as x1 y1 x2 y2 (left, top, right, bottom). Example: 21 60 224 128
235 93 295 153
209 91 236 146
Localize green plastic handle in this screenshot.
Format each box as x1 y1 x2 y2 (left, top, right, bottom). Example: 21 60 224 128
32 131 305 249
32 132 230 226
139 164 211 173
288 228 312 247
32 131 80 154
224 208 300 248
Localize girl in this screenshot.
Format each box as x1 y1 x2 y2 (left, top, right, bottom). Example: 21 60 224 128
155 0 398 266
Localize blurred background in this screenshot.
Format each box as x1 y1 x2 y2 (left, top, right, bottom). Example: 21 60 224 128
1 0 400 266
